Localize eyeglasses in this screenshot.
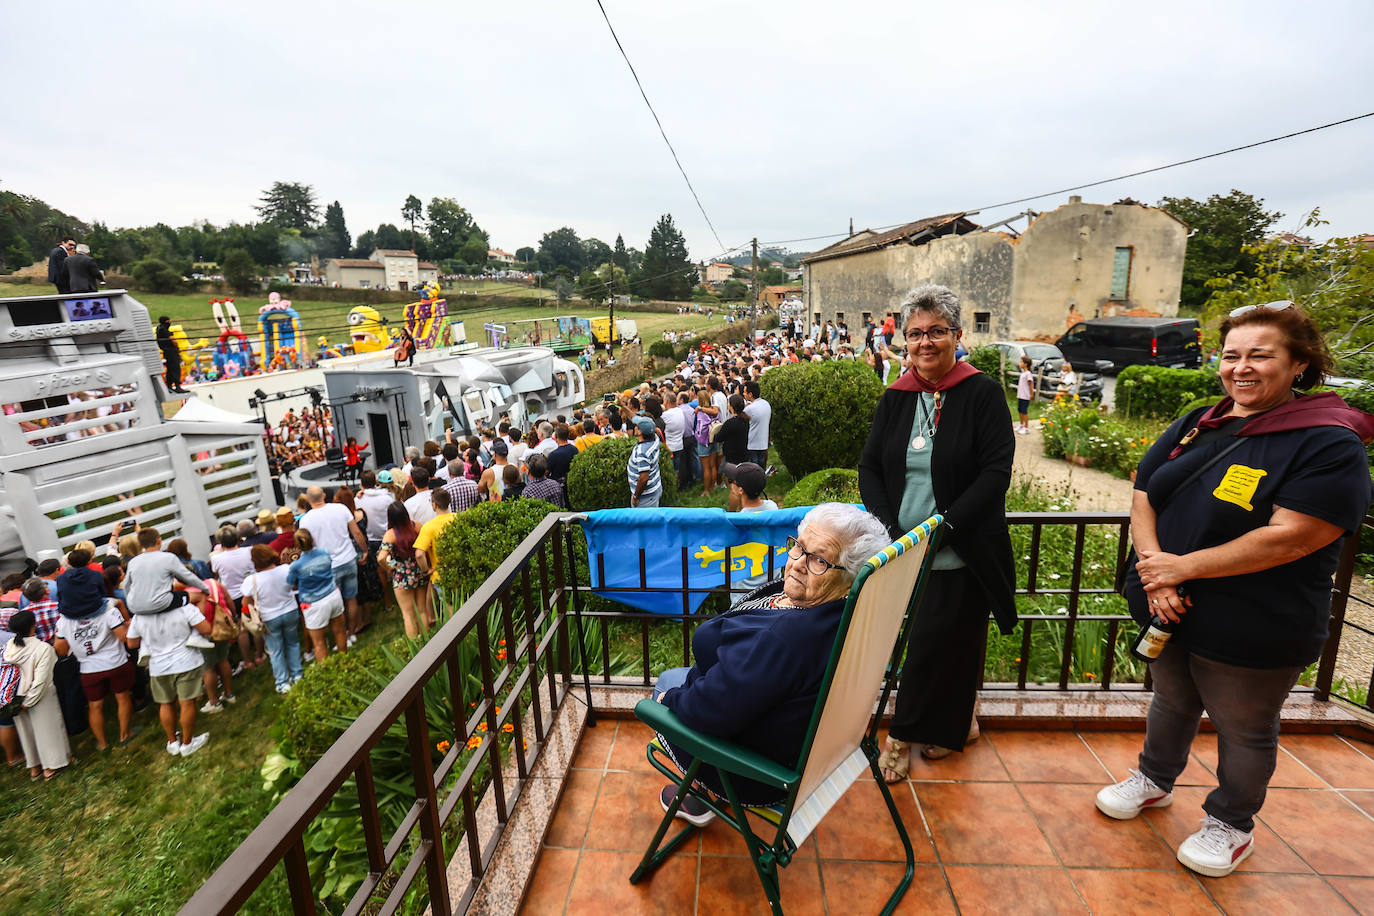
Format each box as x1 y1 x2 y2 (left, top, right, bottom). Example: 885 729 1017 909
1229 300 1294 318
904 327 957 342
785 536 843 576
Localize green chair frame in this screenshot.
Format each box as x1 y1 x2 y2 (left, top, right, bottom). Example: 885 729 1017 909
629 516 943 915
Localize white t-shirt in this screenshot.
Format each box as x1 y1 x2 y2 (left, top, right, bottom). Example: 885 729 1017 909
356 487 393 541
403 489 436 525
126 605 206 677
744 398 772 451
55 601 128 674
711 391 729 422
533 438 557 457
211 546 256 600
434 462 452 483
507 442 529 467
241 565 298 622
662 406 686 451
300 502 358 568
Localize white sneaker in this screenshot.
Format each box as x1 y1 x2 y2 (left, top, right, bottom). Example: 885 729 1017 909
184 633 215 650
303 651 315 664
1017 426 1029 435
166 740 182 756
276 683 291 695
200 701 224 715
1096 769 1172 819
1177 815 1254 876
180 733 210 757
222 693 238 705
346 634 358 647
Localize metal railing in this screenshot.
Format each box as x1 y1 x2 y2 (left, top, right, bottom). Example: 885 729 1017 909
187 511 1372 914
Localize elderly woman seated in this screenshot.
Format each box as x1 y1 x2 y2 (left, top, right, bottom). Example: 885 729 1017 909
651 503 892 825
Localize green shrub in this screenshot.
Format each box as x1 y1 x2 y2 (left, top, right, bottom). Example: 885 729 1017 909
758 359 886 479
648 339 676 359
130 258 183 293
1115 366 1221 419
432 497 562 596
784 468 861 507
1041 395 1150 477
966 345 1004 379
278 644 390 762
1175 394 1225 418
564 435 676 511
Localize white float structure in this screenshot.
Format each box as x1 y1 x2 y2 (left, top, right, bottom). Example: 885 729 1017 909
0 290 272 574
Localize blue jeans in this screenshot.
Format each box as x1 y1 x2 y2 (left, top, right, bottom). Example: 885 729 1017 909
653 666 690 701
263 613 304 687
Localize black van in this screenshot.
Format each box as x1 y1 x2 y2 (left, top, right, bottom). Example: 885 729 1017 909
1056 316 1201 373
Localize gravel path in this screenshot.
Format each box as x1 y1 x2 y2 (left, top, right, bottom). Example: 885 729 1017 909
1012 421 1135 511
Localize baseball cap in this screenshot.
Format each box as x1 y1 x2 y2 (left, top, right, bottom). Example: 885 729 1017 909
720 461 767 498
377 470 394 484
492 439 509 456
633 416 656 436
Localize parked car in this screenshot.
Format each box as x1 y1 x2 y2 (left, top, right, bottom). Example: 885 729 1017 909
1056 316 1202 373
988 340 1104 402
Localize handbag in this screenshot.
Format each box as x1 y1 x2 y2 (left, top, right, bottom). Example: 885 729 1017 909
207 581 240 642
241 577 266 636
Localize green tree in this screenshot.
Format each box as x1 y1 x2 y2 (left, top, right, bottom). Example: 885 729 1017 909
577 269 608 304
597 261 630 297
256 181 320 229
459 236 489 269
582 237 613 269
613 234 630 270
130 258 183 293
536 227 585 275
352 230 376 258
1158 189 1283 309
318 201 351 259
553 277 574 301
718 278 748 301
426 197 478 260
515 246 535 263
639 213 696 301
222 247 259 293
401 194 424 249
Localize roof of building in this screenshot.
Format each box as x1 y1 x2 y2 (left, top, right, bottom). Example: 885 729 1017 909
329 258 385 269
372 249 417 258
489 249 514 257
801 213 979 264
761 285 803 294
417 261 439 269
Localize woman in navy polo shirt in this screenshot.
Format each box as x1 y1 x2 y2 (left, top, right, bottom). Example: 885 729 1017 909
1099 302 1374 878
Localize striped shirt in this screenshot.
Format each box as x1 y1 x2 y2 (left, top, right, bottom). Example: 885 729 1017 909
24 598 60 643
627 439 662 501
443 475 482 512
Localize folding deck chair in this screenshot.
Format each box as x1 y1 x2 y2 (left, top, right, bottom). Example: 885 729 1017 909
630 515 943 915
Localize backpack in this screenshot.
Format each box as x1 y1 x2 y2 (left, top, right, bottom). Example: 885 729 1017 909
693 406 713 446
0 660 23 718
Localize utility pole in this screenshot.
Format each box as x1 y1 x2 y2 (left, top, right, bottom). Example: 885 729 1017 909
750 237 759 315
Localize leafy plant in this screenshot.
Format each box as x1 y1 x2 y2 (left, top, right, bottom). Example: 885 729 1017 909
784 468 861 507
1115 366 1221 419
432 498 563 597
648 339 676 359
564 436 677 511
965 345 1003 378
758 359 885 479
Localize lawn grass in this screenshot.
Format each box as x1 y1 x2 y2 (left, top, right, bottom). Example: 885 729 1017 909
0 600 410 914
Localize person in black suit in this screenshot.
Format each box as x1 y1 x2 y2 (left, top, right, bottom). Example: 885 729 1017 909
63 244 103 294
47 237 75 293
156 316 188 393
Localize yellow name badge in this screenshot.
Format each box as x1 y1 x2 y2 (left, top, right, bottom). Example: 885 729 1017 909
1213 464 1268 511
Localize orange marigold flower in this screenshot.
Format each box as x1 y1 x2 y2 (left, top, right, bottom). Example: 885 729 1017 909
497 649 507 661
502 723 514 733
476 722 487 732
1085 672 1098 680
436 740 451 755
466 736 482 750
499 639 506 646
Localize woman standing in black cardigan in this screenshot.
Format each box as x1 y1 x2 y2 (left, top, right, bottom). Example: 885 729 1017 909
858 284 1017 781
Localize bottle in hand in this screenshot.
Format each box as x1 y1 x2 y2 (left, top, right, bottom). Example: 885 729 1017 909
1131 617 1175 662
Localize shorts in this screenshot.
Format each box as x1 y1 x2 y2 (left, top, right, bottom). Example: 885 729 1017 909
200 640 232 667
81 660 137 701
1017 398 1030 415
150 667 204 704
332 562 359 601
133 590 191 615
708 441 722 456
301 589 345 630
694 440 711 457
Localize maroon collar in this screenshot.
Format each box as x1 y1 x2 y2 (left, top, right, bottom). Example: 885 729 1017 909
1167 391 1374 459
889 361 981 393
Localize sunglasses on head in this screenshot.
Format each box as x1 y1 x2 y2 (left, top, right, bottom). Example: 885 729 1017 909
1228 300 1295 318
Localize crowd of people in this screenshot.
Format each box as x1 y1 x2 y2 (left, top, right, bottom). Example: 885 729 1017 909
263 406 336 470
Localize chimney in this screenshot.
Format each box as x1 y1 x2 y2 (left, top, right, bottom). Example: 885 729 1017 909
1069 195 1083 205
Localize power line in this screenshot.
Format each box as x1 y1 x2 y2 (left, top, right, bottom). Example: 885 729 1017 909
758 110 1374 248
593 0 726 253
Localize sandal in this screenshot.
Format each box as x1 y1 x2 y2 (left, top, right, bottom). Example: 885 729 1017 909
878 737 911 783
920 717 982 761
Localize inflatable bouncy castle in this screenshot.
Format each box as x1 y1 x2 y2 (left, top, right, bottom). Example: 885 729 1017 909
259 293 303 370
347 306 389 353
211 298 255 379
403 281 448 350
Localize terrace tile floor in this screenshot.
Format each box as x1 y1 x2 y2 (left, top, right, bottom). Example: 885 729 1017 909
517 721 1374 915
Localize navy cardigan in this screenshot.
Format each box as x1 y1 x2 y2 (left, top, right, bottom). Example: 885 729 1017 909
857 371 1017 634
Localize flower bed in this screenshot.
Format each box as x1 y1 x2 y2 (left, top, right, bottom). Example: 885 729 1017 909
1040 394 1158 478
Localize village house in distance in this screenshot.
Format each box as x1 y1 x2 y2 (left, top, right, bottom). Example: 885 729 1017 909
323 249 440 290
801 196 1188 342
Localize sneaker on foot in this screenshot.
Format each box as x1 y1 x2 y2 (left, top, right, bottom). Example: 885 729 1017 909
184 632 215 650
165 740 182 756
1177 814 1254 876
1096 769 1172 819
659 784 716 827
303 651 315 664
221 693 237 705
231 661 246 677
180 733 210 757
275 682 291 695
346 634 358 647
200 701 224 715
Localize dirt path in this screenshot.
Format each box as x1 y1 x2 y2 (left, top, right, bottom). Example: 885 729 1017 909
1012 421 1135 511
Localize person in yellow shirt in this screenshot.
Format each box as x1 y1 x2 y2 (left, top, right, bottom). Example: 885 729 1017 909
574 418 604 452
413 488 459 577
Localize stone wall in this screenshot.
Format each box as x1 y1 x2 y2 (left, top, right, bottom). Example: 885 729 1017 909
583 341 646 397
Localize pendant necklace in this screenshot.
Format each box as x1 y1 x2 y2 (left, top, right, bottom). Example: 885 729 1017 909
911 391 941 450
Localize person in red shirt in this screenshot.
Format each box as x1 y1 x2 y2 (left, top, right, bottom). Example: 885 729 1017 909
269 507 297 555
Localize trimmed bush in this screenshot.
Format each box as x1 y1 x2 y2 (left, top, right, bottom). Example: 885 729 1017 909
1115 366 1221 419
648 339 676 359
278 644 391 762
1175 394 1225 419
758 359 886 479
966 345 1003 379
433 497 563 597
565 435 677 511
784 468 861 507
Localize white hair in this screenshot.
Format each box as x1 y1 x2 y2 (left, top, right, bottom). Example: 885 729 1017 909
75 243 91 255
404 446 421 461
898 284 961 331
797 503 892 577
538 420 554 437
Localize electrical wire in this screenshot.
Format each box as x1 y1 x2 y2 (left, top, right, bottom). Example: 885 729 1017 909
593 0 726 253
756 110 1374 249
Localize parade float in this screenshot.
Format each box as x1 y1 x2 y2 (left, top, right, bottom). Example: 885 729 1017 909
402 281 448 349
258 292 302 370
0 289 272 574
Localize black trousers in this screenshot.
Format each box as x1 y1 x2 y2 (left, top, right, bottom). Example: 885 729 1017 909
163 351 181 389
888 567 985 750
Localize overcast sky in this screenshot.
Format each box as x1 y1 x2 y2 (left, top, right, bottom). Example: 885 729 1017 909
4 0 1372 260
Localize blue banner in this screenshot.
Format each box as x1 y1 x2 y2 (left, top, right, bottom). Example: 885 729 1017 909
578 507 818 615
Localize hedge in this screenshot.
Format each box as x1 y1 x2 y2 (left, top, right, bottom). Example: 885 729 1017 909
757 359 886 479
647 339 676 359
432 497 563 597
565 435 677 511
966 346 1003 379
784 468 861 507
1115 366 1221 419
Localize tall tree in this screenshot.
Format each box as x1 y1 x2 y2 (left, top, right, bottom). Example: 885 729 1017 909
582 237 613 270
401 194 424 249
613 234 629 270
515 246 535 263
319 201 351 258
1158 189 1283 309
222 248 259 292
536 227 584 275
638 214 696 301
256 181 320 229
426 197 478 260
